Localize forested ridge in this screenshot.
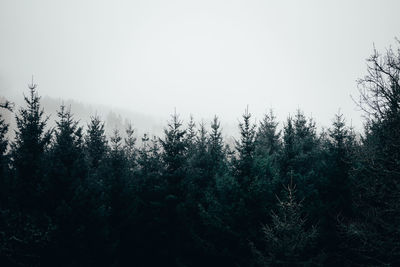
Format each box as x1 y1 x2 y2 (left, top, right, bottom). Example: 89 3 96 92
1 43 400 267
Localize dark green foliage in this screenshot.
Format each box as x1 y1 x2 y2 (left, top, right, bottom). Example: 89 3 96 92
339 42 400 265
85 115 107 169
11 84 52 210
251 182 319 266
234 107 257 182
2 40 400 266
0 113 10 207
124 123 137 171
255 109 281 157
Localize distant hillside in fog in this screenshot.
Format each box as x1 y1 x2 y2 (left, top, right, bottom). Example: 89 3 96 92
0 94 165 141
0 94 238 144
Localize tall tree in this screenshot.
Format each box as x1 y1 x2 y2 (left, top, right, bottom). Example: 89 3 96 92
254 109 281 184
281 116 296 177
44 104 87 265
326 112 354 217
160 112 187 194
159 112 188 265
341 40 400 265
85 115 107 169
124 123 137 172
255 109 281 157
251 181 318 266
208 116 226 176
234 107 256 183
47 105 84 210
11 82 52 210
3 82 54 266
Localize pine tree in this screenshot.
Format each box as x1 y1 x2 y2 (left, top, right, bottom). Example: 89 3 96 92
187 121 210 196
255 109 281 157
11 82 52 210
85 115 107 169
3 82 54 266
48 105 84 209
124 123 137 171
327 112 353 216
254 110 281 184
159 112 189 264
107 129 130 261
234 107 256 183
185 115 197 154
251 181 318 266
208 116 225 176
75 116 110 266
44 104 88 265
315 112 355 263
294 110 317 156
159 112 187 192
281 116 296 177
280 111 322 233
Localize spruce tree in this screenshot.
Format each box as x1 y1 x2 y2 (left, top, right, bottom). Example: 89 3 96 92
124 123 137 172
208 116 225 176
255 109 281 157
85 115 107 169
11 82 52 210
254 110 281 184
159 112 188 265
234 107 256 183
185 115 197 154
281 116 296 177
327 112 353 217
159 112 187 194
4 82 54 266
251 181 318 266
48 105 84 210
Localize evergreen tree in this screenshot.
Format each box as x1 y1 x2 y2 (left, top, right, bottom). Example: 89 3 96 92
251 181 318 266
85 115 107 169
47 105 84 210
160 112 187 195
234 107 256 183
11 82 52 210
326 112 353 217
124 123 137 171
158 112 189 265
186 121 210 195
254 110 281 185
208 116 225 176
281 116 296 177
185 115 197 154
255 109 281 157
45 104 87 265
3 82 54 266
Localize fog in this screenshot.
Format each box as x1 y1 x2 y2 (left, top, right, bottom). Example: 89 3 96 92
1 0 400 131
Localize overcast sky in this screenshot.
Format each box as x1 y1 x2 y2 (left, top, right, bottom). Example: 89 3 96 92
1 0 400 129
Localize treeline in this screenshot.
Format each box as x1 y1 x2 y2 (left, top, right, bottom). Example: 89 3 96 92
1 43 400 267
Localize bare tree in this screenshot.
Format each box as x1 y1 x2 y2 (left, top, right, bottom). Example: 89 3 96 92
356 39 400 122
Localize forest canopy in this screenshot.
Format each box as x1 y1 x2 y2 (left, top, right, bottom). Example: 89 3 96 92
1 41 400 266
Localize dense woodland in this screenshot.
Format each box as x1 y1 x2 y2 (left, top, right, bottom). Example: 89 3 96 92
1 43 400 267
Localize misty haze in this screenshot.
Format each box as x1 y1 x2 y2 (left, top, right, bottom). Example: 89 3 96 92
1 1 400 266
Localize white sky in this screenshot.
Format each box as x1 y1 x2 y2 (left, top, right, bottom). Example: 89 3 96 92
1 0 400 130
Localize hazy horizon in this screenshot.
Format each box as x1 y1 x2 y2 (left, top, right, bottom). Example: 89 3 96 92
1 0 400 130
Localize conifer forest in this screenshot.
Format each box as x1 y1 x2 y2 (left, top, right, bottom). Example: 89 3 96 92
1 42 400 266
